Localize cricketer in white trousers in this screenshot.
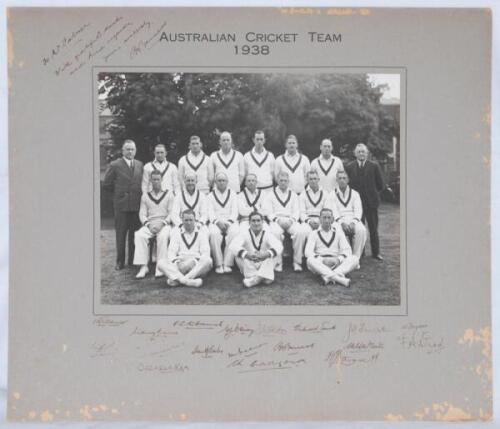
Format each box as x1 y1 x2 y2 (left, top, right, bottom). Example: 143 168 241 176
133 224 170 265
207 187 240 269
266 187 308 268
305 223 359 282
230 228 283 282
331 186 367 259
133 190 174 266
157 227 213 282
270 219 308 267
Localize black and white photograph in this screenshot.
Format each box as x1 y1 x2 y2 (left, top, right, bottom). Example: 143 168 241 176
7 6 493 422
97 71 402 306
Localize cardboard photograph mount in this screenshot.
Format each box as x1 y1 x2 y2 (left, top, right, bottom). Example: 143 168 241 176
7 7 491 422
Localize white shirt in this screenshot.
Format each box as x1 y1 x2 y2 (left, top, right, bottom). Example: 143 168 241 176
171 189 208 227
304 224 352 260
230 227 283 260
210 149 245 192
310 155 344 192
207 188 238 224
123 157 133 168
265 187 300 222
237 188 266 220
274 152 310 194
331 186 363 223
243 148 276 189
142 159 180 194
167 226 210 261
138 190 174 225
178 151 213 193
299 187 334 223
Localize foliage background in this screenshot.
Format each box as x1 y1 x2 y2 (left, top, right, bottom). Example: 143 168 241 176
99 72 399 164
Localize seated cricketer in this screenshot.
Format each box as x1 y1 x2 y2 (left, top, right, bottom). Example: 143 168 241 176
133 170 174 279
267 171 308 272
237 173 268 229
171 172 208 231
207 172 240 274
157 209 212 288
230 211 283 288
305 208 359 287
299 169 335 233
331 170 367 259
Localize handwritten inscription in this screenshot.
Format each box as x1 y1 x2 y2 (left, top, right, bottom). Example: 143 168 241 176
93 317 128 328
218 322 287 340
139 344 183 358
41 23 91 66
343 322 391 342
191 345 224 359
129 326 178 342
90 341 117 358
398 323 445 354
41 17 167 77
174 320 224 330
273 341 315 354
294 322 336 333
137 362 189 374
90 317 446 377
227 357 307 373
325 349 380 367
227 343 268 359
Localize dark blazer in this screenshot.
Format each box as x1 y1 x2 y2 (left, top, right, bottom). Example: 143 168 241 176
345 160 384 208
103 158 143 212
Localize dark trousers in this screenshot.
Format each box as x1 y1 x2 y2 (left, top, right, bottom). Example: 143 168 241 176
361 205 380 257
114 211 140 265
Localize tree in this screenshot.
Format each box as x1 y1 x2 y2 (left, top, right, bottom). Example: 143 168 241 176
99 72 398 163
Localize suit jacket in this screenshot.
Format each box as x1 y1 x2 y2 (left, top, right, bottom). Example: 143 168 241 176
345 160 384 208
103 158 144 212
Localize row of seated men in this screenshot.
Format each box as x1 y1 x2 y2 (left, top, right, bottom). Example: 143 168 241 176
134 167 366 288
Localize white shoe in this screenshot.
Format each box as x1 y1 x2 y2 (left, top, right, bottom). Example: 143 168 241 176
223 266 233 273
322 275 335 286
215 267 224 274
331 272 350 288
184 278 203 288
167 278 179 287
155 267 164 278
275 264 283 272
356 263 361 270
135 265 149 279
243 277 260 288
293 263 303 272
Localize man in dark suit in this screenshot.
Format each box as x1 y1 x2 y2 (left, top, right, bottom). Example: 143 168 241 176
345 143 385 261
103 140 144 270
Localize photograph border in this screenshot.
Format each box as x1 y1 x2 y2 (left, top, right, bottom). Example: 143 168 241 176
92 65 407 317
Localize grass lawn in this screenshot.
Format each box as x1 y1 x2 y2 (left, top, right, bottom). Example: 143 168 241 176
100 203 400 306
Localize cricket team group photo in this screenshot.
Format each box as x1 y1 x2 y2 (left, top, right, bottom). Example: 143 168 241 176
98 72 401 306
